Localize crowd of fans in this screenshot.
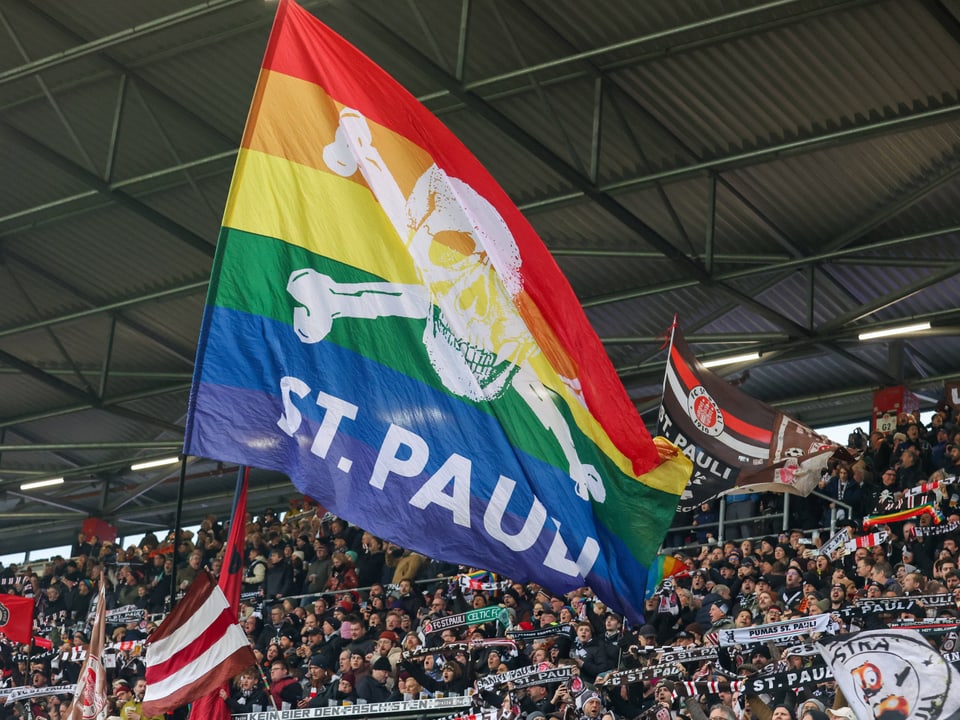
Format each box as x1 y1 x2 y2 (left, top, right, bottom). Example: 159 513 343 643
0 408 959 720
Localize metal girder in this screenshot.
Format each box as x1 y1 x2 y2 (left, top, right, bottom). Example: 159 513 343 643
0 275 207 340
22 3 237 148
582 224 960 308
0 6 98 174
0 382 191 430
7 426 85 469
820 260 960 331
552 248 789 263
0 441 182 452
520 102 960 214
602 332 787 345
616 306 960 379
0 122 215 258
6 94 951 249
0 1 891 255
921 0 960 48
6 490 88 514
2 251 202 365
104 468 185 515
0 346 99 406
443 0 848 96
0 0 250 87
0 450 183 478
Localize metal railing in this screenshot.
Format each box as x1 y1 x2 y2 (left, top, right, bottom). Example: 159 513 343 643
660 491 855 554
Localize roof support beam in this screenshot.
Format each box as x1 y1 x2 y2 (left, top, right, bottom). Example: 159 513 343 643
0 123 215 258
0 276 207 340
0 382 191 430
617 306 960 378
6 491 88 514
2 251 202 365
0 441 182 452
583 224 960 308
0 0 249 87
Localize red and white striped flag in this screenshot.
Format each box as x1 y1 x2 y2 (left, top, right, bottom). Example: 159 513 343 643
67 582 108 720
142 571 255 716
188 468 250 720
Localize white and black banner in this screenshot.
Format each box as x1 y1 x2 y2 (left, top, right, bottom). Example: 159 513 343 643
745 664 833 694
105 604 145 625
402 643 471 661
781 643 821 657
819 630 960 720
230 695 473 719
505 623 574 641
818 527 851 557
595 663 683 687
887 618 960 634
509 667 575 690
475 663 572 692
2 684 76 705
914 520 960 538
658 646 718 664
658 325 838 512
718 614 837 646
839 596 925 619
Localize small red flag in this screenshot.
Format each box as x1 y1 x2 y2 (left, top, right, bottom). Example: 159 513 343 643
0 593 34 644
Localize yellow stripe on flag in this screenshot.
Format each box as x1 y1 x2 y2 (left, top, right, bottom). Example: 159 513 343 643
224 149 420 285
224 73 687 494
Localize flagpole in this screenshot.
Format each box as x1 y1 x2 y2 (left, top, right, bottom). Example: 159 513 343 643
169 455 187 611
229 465 247 539
255 663 281 712
660 314 678 402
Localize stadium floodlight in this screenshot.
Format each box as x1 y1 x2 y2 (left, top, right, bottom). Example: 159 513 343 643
130 456 181 471
20 477 64 491
701 351 760 369
858 322 930 341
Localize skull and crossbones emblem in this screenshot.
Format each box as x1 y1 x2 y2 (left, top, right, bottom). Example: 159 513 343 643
286 108 605 502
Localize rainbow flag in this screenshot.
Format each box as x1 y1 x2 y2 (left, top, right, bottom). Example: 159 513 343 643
183 0 691 622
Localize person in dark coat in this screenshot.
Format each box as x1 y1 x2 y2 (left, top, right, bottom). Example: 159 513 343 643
568 622 612 683
401 658 471 696
356 656 399 703
299 654 338 709
224 669 270 714
264 548 294 602
327 672 359 704
268 660 303 709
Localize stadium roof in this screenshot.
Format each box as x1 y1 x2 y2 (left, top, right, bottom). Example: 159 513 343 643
1 0 959 554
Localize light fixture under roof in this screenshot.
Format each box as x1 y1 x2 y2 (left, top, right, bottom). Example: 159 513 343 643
858 322 931 341
701 351 760 369
131 456 181 471
20 477 64 491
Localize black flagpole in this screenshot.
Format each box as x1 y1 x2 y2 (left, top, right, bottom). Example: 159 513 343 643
168 455 187 611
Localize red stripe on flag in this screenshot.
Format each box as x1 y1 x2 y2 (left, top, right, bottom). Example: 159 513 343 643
724 412 772 444
669 344 772 444
147 607 237 681
669 343 698 392
147 572 215 644
142 646 252 717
